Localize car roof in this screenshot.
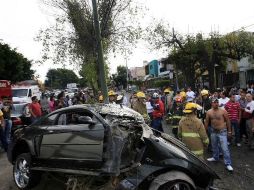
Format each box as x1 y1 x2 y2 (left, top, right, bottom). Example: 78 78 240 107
52 104 144 121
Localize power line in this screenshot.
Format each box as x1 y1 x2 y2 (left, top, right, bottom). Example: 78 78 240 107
233 23 254 32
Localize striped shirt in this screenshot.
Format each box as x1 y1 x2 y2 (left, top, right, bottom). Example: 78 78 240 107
225 101 241 121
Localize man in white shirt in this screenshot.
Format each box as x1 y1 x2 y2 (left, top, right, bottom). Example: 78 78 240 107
245 93 254 149
219 91 229 109
186 87 195 100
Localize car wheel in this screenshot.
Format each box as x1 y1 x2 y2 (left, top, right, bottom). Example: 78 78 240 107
159 180 193 190
13 153 41 189
149 171 195 190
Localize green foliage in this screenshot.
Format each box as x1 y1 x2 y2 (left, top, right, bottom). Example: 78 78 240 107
153 79 171 88
129 80 143 87
79 59 98 90
45 68 79 89
37 0 143 88
146 21 254 89
145 79 171 88
112 65 127 88
0 42 34 82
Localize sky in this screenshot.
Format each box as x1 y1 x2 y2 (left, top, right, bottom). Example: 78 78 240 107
1 0 254 81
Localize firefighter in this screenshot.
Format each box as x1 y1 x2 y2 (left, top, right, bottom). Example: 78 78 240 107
98 90 103 103
133 92 150 124
180 89 187 103
99 95 103 103
133 92 147 115
200 89 211 122
169 97 184 138
130 91 137 108
200 89 212 152
178 102 209 159
108 90 116 104
163 88 174 115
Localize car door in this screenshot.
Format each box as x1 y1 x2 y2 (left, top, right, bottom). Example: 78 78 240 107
38 108 105 169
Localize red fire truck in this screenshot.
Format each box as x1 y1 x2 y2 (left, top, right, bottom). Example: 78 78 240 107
0 80 12 101
0 80 23 126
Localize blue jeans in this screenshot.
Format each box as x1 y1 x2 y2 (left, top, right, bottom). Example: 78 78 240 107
231 120 240 144
0 119 12 151
31 116 41 125
210 128 232 166
152 118 164 132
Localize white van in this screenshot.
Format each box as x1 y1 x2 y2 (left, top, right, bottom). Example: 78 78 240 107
12 85 41 104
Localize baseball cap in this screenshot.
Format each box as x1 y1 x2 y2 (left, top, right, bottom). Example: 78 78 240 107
211 97 219 102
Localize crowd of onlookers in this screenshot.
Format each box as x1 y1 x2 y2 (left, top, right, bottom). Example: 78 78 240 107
1 84 254 173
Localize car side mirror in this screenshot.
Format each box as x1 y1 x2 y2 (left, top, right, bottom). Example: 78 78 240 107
78 116 96 125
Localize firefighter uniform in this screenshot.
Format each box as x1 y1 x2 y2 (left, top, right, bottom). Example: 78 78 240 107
132 92 150 124
168 97 184 138
178 103 209 158
133 92 147 115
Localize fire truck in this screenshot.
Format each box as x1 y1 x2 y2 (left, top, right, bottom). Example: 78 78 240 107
0 80 12 101
0 80 22 126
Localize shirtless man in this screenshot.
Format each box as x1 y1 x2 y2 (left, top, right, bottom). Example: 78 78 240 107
205 97 233 172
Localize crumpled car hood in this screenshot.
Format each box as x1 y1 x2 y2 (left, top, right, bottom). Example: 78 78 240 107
85 104 145 122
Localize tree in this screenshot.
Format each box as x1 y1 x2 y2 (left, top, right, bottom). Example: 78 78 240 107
0 42 34 82
45 68 79 89
36 0 143 88
113 65 127 88
146 21 254 90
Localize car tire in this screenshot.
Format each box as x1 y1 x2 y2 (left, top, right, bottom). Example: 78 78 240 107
13 153 41 190
158 180 194 190
148 171 195 190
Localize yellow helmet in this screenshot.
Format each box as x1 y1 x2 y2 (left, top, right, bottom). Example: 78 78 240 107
180 91 186 98
99 95 103 101
183 103 202 113
164 88 170 93
108 90 116 96
201 89 209 96
137 91 146 98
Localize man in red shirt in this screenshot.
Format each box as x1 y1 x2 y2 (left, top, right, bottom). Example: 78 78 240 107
225 94 241 146
29 96 42 124
151 92 164 132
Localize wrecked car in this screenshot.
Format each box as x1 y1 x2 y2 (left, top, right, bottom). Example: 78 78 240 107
7 104 219 190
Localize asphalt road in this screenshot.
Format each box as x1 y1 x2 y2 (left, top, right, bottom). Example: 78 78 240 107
0 149 66 190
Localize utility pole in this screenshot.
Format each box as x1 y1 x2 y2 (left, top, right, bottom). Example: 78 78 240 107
125 50 128 91
92 0 108 103
172 28 179 91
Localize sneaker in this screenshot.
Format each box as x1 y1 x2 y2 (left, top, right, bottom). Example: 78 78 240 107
236 143 241 147
207 157 218 162
226 165 233 172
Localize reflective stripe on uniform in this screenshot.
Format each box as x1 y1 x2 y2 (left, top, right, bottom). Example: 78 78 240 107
172 116 182 119
171 125 178 129
203 138 209 144
192 149 204 155
182 133 200 138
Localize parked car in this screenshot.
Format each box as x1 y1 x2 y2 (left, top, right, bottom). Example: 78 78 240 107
8 104 219 190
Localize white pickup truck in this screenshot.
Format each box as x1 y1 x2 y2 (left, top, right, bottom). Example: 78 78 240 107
12 85 41 104
11 85 42 126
